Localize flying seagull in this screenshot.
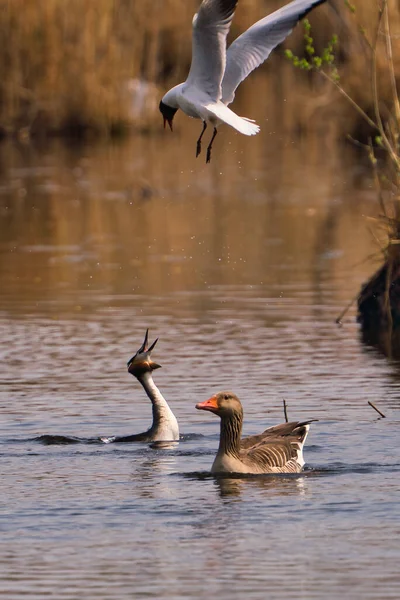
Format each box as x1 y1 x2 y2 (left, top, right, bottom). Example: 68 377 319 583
159 0 327 163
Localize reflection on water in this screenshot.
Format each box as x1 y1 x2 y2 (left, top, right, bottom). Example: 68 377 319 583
213 473 310 498
0 131 399 600
0 127 380 316
360 323 400 361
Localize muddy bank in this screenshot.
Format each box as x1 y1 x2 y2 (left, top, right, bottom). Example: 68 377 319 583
358 239 400 358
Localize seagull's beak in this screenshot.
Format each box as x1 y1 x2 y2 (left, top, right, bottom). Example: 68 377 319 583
163 117 173 132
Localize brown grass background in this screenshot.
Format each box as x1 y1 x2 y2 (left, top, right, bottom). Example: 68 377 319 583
0 0 399 138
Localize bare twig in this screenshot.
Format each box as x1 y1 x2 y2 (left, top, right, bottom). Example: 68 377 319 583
365 223 388 258
335 290 361 325
319 70 378 131
349 249 387 269
368 138 387 217
371 3 400 172
346 134 372 150
383 1 400 130
368 400 386 418
283 399 288 423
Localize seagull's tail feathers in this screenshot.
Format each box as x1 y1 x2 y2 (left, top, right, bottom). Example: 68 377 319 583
237 120 260 136
206 103 260 136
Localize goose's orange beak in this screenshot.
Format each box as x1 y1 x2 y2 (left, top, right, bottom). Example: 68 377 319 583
196 395 218 413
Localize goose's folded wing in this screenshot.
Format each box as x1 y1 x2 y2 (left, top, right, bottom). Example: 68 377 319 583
241 420 316 449
243 439 296 470
186 0 238 102
221 0 327 105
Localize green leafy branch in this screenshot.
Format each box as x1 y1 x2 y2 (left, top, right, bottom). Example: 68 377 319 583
285 18 378 134
287 1 400 328
285 19 338 79
285 2 400 175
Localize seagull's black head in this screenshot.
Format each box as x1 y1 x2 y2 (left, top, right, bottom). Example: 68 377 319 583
159 100 177 132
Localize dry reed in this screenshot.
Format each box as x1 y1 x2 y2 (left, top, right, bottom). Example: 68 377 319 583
0 0 399 137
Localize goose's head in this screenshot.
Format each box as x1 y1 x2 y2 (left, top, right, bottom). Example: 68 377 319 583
127 329 161 378
196 391 243 418
159 100 177 132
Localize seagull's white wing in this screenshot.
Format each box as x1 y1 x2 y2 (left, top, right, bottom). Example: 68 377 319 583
186 0 238 102
221 0 327 105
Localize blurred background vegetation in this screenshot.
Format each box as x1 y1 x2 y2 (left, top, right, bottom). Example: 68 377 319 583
0 0 398 140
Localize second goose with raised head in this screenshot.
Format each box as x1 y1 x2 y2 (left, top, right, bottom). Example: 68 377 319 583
196 391 314 474
110 330 179 443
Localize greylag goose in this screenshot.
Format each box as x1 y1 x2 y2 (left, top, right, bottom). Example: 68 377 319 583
110 330 179 443
196 391 314 474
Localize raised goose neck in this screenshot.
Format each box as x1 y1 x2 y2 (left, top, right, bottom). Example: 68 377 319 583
218 409 243 459
138 371 179 440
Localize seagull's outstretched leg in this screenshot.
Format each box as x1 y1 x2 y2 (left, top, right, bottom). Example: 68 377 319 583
206 127 218 164
196 121 208 158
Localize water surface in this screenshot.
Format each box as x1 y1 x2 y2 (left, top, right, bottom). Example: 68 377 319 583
0 133 399 599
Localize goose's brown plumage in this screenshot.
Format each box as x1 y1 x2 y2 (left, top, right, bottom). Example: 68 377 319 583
196 391 315 474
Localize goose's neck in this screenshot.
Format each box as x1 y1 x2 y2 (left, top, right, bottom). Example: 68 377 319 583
138 372 179 439
218 411 243 458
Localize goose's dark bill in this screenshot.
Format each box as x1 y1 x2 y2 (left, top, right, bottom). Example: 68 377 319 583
127 329 158 370
115 330 180 443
